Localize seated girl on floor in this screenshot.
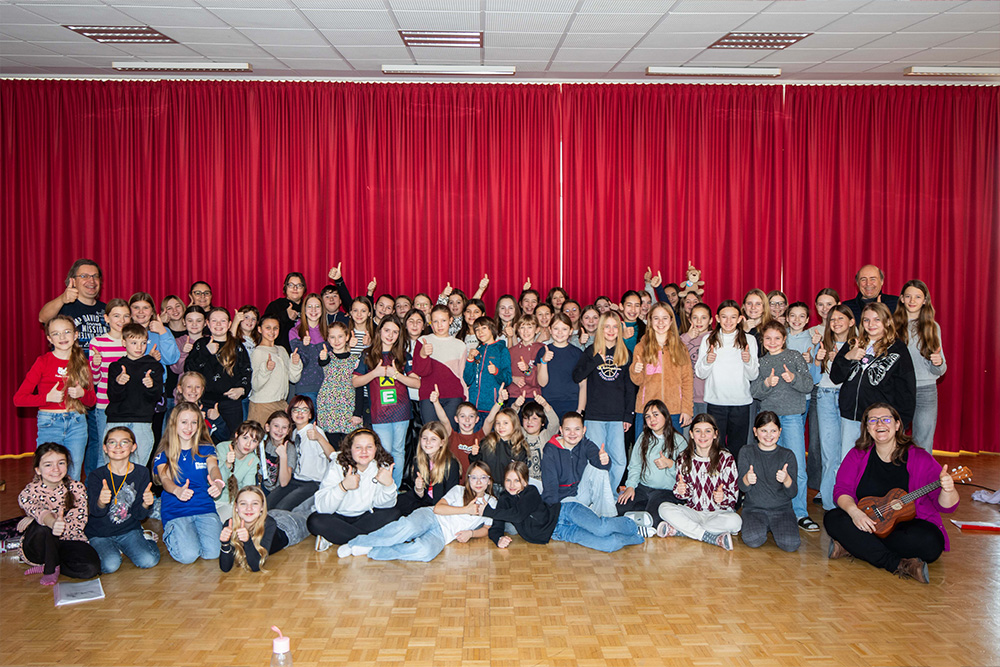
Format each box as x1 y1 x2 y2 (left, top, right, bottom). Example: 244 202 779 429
337 461 496 561
395 420 461 516
219 485 309 573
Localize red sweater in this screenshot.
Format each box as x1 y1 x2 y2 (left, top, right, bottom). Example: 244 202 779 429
14 352 96 411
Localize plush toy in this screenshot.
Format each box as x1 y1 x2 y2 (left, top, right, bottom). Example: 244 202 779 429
679 263 704 298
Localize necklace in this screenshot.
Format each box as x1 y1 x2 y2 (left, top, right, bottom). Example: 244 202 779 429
108 463 132 498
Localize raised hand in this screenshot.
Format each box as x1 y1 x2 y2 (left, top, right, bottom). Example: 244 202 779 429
498 535 513 549
624 325 635 339
175 479 193 501
207 474 225 498
367 277 377 294
303 332 312 347
845 342 865 361
342 466 361 490
517 359 529 373
429 384 440 403
148 344 162 362
207 340 220 355
328 262 342 281
266 354 276 371
421 340 434 358
513 394 526 408
765 368 779 388
226 447 236 467
470 439 480 456
939 464 955 493
745 465 757 485
289 347 302 367
116 367 130 386
98 478 112 506
183 341 194 354
643 266 652 283
142 482 155 507
52 509 66 537
650 271 663 288
930 348 944 367
307 425 320 441
414 472 425 494
319 345 328 361
705 346 717 364
347 331 358 350
375 463 395 487
811 329 823 345
441 282 453 297
713 483 725 505
62 278 79 304
633 361 645 375
741 347 751 363
234 517 249 543
208 403 221 421
286 303 299 321
149 315 167 335
578 331 590 346
780 364 795 383
220 518 233 542
497 383 508 403
534 393 548 407
91 350 102 367
362 331 371 347
776 463 789 484
522 277 531 292
815 346 827 362
542 345 554 363
653 454 673 470
487 361 498 375
674 473 688 498
45 382 65 404
802 349 812 364
598 443 610 466
275 442 287 459
479 273 490 291
142 369 154 388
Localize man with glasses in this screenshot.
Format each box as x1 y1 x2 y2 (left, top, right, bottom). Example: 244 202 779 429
38 258 107 351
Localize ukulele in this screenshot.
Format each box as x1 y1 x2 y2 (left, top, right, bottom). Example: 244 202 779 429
858 466 971 538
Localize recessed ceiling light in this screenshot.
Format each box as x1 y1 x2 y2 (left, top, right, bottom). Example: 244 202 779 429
709 32 811 50
905 66 1000 77
399 30 483 48
65 25 176 44
112 61 252 72
381 64 514 76
646 66 781 77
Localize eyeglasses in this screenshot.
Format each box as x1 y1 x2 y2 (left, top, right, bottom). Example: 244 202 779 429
468 475 491 482
769 300 786 307
75 273 100 281
867 416 894 426
286 283 305 289
191 290 212 297
106 440 134 448
290 407 310 414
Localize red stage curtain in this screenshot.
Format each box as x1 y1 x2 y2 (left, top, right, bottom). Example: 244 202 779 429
783 84 999 454
560 84 786 306
1 80 561 456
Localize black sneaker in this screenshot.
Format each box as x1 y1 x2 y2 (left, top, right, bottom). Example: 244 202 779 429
812 495 823 505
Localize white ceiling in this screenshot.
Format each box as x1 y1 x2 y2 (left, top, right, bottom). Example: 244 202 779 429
1 0 998 82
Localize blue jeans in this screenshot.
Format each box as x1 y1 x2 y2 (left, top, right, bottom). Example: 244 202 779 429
104 421 155 468
85 407 101 479
840 418 862 461
584 420 626 490
89 530 161 573
36 411 88 481
350 507 447 562
551 501 643 553
776 412 808 519
372 420 408 487
419 398 461 428
815 387 843 511
911 384 937 453
163 513 223 564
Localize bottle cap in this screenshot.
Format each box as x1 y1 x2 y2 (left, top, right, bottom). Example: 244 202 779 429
272 626 290 654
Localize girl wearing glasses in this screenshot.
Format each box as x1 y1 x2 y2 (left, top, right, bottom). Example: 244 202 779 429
823 403 959 584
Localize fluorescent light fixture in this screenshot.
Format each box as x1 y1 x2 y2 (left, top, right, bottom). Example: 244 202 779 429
710 32 810 50
646 66 781 78
905 66 1000 77
65 25 176 44
381 64 515 76
112 61 252 72
399 30 483 48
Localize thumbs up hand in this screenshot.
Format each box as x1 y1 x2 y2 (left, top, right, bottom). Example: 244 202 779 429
811 329 823 345
142 369 154 388
745 465 757 485
522 277 531 292
319 345 328 361
342 466 361 490
441 282 453 297
654 454 672 470
542 345 554 363
470 439 480 456
674 473 688 498
226 447 236 467
650 271 663 288
142 482 155 507
815 346 827 362
98 478 112 506
633 361 645 375
149 344 161 361
497 383 509 403
290 348 301 366
207 474 225 499
487 361 498 375
286 303 299 321
421 340 434 358
517 359 529 373
46 382 66 403
328 262 342 282
367 277 377 295
713 483 725 505
67 384 84 399
479 273 490 291
183 340 194 354
845 341 865 361
175 479 193 501
429 384 440 403
116 367 131 386
741 347 751 363
266 354 275 371
930 348 944 367
52 509 66 537
765 368 779 387
598 443 610 466
705 346 717 364
220 518 233 543
644 266 653 283
780 364 795 383
776 463 789 484
63 278 79 304
234 516 249 543
207 340 220 356
375 463 395 487
303 332 312 347
208 403 221 421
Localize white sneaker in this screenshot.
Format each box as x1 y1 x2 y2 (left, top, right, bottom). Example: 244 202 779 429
350 545 372 557
625 511 654 528
315 535 332 552
337 544 352 558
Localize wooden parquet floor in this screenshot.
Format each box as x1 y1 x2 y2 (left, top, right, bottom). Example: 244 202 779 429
1 453 998 667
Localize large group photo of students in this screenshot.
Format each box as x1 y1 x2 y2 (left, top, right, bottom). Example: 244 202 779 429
13 256 960 589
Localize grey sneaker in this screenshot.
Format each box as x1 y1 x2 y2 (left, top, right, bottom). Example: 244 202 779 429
625 511 654 528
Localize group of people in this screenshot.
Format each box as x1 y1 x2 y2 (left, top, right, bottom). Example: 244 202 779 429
13 258 958 585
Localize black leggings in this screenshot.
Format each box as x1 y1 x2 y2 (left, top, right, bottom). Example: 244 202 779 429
616 485 683 517
824 508 945 572
707 403 750 460
307 508 402 545
265 479 319 511
22 522 100 579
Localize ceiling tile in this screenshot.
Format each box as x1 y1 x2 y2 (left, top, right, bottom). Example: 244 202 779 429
235 28 327 46
829 47 925 62
756 48 852 64
853 3 942 14
735 13 843 32
671 1 765 13
862 32 967 49
192 43 281 57
207 8 315 29
939 32 1000 49
319 29 402 46
547 60 614 72
485 0 578 9
945 1 1000 12
413 47 481 61
651 13 756 33
0 24 78 41
0 5 50 25
488 32 562 48
389 0 478 10
507 60 551 71
484 47 554 61
116 6 230 28
198 0 293 7
393 11 479 30
792 32 880 48
804 61 880 73
561 32 646 48
109 42 201 57
0 53 92 67
553 47 630 62
15 4 143 25
155 27 253 45
762 1 870 13
300 9 397 31
264 44 337 58
903 47 998 63
687 49 767 63
958 53 1000 64
293 0 386 8
24 40 131 56
624 47 702 63
821 13 932 33
900 12 1000 32
638 31 719 48
577 0 668 11
336 45 411 59
570 14 664 33
274 57 352 70
0 41 60 56
486 12 572 33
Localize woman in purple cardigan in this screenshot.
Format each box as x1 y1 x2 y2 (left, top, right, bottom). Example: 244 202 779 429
823 402 959 584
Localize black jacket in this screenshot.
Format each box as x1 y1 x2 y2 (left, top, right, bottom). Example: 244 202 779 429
844 291 899 324
484 485 560 546
830 338 915 424
106 355 163 422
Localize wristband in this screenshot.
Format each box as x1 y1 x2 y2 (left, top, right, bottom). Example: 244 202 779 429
220 543 233 553
338 481 347 492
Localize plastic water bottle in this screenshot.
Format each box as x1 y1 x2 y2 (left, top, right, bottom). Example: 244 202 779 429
270 626 292 666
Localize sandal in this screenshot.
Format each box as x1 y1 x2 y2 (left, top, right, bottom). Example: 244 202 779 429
798 517 820 532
